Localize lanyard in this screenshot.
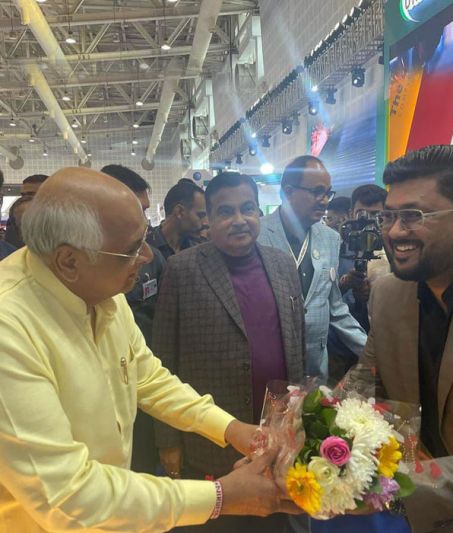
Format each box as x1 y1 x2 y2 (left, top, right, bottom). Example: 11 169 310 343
289 231 310 270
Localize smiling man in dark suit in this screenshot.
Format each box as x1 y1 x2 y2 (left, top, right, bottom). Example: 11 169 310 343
152 171 305 533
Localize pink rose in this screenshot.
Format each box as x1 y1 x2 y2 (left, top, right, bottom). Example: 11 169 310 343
320 436 351 466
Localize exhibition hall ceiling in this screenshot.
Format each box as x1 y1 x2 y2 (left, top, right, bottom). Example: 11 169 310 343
0 0 258 164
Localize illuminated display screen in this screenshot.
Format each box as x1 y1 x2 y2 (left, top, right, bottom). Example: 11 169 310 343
388 5 453 160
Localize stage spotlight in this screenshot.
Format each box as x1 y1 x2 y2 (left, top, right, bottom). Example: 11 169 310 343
308 101 319 115
261 135 271 148
260 162 274 175
235 153 243 165
351 67 365 87
325 88 337 105
282 119 292 135
249 143 258 156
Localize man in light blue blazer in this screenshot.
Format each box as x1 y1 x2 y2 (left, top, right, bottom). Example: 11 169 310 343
258 155 367 381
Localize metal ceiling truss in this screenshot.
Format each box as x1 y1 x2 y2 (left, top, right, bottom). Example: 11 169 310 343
210 0 384 165
0 0 259 166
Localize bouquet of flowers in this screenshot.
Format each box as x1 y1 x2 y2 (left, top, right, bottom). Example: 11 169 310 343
251 379 435 519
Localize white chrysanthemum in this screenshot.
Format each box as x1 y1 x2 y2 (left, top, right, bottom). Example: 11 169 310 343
319 482 357 515
335 398 393 450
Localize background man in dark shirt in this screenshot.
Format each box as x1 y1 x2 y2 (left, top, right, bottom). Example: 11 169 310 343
152 171 305 533
348 145 453 533
101 164 166 475
148 179 208 259
0 169 16 261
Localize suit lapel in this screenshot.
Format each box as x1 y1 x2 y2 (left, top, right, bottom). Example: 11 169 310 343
438 321 453 434
198 243 247 338
258 244 292 347
397 286 420 403
266 209 290 253
304 224 322 306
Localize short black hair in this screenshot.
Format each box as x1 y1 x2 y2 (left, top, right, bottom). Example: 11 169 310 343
22 174 48 185
9 195 33 218
383 145 453 201
164 179 204 217
205 171 259 213
351 184 387 209
101 164 150 193
281 155 327 197
328 196 351 214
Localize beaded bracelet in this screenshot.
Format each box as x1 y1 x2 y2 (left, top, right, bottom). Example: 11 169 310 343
210 480 223 520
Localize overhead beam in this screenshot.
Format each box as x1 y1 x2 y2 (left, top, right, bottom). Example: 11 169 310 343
9 43 229 65
0 4 257 30
25 64 88 161
0 100 187 118
143 0 224 165
0 70 199 91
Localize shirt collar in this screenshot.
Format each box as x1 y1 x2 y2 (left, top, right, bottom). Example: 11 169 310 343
418 281 453 317
27 249 117 320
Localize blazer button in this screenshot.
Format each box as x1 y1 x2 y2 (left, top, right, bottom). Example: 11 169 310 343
243 362 250 371
245 395 251 405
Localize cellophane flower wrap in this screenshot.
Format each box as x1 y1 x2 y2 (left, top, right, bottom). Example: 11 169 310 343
251 374 441 519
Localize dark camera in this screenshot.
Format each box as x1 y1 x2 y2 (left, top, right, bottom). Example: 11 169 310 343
340 210 383 272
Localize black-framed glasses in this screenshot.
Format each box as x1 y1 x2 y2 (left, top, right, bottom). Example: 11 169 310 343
291 185 336 202
377 208 453 231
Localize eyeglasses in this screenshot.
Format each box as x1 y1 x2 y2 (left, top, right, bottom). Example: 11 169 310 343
87 230 149 262
291 185 336 202
377 208 453 231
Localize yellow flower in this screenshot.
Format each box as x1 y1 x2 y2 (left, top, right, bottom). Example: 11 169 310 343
378 436 402 478
286 463 323 516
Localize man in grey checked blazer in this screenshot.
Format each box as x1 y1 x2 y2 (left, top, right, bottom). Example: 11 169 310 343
152 172 304 532
258 155 367 380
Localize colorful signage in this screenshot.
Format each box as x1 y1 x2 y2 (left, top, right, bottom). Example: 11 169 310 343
400 0 428 22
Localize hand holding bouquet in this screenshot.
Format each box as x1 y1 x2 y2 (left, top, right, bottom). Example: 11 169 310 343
251 381 431 519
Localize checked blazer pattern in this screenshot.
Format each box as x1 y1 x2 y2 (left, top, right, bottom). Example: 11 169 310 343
152 241 305 478
258 208 367 379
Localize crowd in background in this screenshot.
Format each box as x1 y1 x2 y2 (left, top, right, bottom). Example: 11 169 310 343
0 145 452 533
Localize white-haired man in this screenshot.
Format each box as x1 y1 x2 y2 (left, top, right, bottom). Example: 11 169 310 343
0 168 300 532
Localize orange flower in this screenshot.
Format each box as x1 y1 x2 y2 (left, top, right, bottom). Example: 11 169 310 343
378 436 402 478
286 463 323 516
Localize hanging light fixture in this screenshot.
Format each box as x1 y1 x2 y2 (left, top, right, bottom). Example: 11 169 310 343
62 89 71 102
9 116 16 127
43 146 48 157
66 30 76 44
71 118 79 128
132 138 138 145
81 135 87 144
161 0 171 50
131 147 136 156
133 121 140 129
65 0 76 43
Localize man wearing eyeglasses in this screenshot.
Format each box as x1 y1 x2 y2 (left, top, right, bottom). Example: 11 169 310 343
258 155 367 380
0 168 302 532
348 145 453 532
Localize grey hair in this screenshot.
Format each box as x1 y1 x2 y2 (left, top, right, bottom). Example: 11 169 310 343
21 195 105 262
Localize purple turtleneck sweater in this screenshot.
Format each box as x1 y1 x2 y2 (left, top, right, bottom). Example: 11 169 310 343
223 246 287 422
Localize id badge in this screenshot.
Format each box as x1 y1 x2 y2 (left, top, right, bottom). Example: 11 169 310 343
142 278 157 300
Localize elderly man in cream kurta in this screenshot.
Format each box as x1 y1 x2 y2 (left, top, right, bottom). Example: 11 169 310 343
0 168 299 533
